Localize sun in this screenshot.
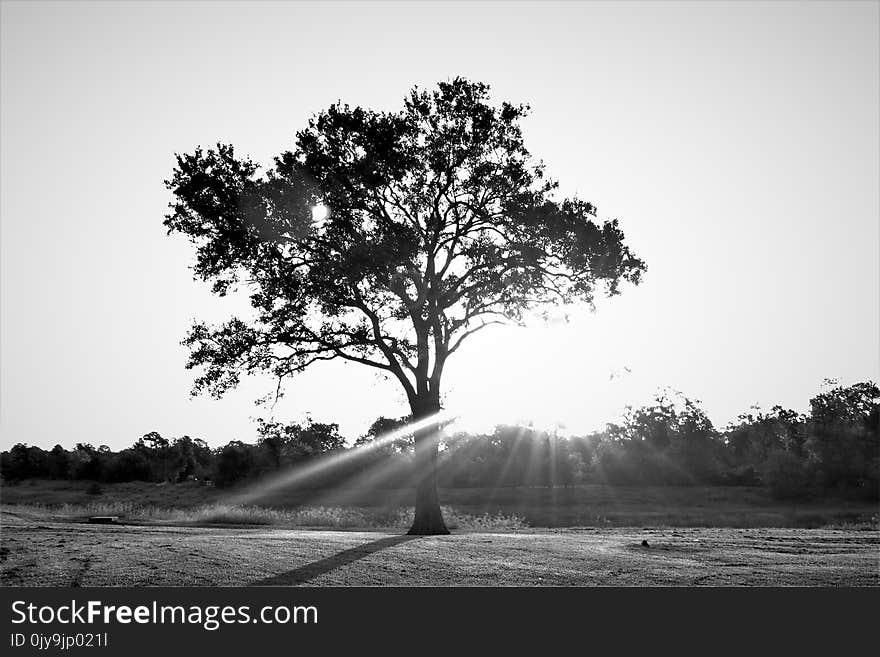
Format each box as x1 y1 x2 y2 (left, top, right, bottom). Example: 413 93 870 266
311 204 329 224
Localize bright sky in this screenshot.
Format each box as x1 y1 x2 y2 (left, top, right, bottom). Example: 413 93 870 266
2 1 878 449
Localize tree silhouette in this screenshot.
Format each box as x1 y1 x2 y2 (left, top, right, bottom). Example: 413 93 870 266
164 78 646 534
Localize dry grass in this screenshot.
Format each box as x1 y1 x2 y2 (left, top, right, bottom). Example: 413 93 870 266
820 513 879 531
1 502 528 530
2 479 876 528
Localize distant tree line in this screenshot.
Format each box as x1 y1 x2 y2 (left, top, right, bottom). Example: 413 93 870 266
2 381 877 500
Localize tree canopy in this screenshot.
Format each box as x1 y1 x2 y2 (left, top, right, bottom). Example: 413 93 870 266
164 78 645 412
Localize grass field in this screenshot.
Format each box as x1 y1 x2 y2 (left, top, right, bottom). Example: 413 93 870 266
2 479 877 528
2 480 877 586
1 509 877 586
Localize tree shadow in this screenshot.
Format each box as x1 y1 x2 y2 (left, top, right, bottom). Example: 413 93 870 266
251 535 419 586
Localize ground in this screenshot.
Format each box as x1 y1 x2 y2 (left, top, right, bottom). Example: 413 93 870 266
3 480 878 528
2 510 877 586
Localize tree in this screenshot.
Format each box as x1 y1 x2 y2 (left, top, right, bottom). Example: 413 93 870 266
805 380 879 494
70 443 102 480
0 443 47 481
354 416 414 454
603 391 723 484
170 435 212 482
46 444 71 479
213 441 257 487
724 405 805 483
164 78 646 534
256 418 346 467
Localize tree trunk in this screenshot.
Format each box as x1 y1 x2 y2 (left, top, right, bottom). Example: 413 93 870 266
407 395 450 535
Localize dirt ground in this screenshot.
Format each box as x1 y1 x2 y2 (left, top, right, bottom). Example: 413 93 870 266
1 509 877 586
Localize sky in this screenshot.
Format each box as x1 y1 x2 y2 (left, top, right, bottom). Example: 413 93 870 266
1 0 878 450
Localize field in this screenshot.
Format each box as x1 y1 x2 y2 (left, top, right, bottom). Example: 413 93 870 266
2 479 878 527
2 481 877 586
2 510 877 586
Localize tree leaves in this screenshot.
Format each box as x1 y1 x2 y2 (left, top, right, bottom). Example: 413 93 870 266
164 78 647 409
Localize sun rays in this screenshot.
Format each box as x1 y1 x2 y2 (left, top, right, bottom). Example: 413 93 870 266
218 410 454 509
212 407 562 517
211 405 618 520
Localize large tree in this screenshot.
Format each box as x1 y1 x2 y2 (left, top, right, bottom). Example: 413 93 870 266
164 78 646 534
